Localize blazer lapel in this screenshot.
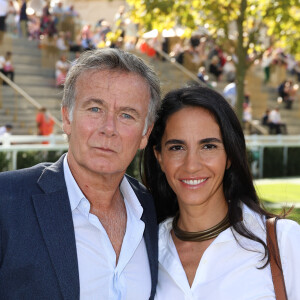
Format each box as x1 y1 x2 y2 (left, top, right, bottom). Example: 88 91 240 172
32 155 80 300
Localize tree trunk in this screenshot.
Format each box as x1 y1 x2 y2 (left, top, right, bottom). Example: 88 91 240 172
235 0 248 122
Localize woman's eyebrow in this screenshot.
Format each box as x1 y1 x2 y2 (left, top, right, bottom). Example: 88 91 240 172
164 139 185 146
199 137 223 144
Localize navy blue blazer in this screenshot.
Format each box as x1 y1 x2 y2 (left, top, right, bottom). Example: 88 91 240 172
0 155 158 300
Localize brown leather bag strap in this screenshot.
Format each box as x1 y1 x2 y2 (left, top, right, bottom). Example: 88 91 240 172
266 217 288 300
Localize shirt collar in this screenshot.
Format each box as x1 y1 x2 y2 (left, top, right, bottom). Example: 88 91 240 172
63 155 85 211
158 203 265 248
63 155 144 219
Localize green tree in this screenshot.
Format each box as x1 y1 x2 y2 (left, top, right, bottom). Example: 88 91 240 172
126 0 300 120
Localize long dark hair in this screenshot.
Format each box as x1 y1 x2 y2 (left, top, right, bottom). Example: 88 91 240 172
142 86 278 267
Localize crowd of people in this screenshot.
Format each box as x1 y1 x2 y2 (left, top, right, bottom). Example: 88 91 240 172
0 1 299 136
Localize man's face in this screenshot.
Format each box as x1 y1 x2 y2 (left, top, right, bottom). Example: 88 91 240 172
62 70 152 178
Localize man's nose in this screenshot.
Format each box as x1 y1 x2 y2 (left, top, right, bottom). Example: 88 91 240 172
100 112 117 136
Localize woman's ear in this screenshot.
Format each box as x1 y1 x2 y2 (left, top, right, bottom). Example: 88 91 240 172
154 147 164 172
226 158 231 170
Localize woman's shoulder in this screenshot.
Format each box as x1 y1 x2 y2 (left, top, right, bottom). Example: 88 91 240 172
276 217 300 242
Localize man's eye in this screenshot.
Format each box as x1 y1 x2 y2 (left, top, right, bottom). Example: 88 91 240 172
90 107 100 112
121 113 133 119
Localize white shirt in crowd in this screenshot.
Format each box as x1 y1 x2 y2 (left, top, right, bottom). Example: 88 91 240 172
0 55 5 69
155 204 300 300
269 109 282 124
0 0 9 17
223 82 236 107
63 156 151 300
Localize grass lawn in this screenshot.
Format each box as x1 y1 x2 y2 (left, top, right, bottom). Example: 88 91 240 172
255 183 300 203
254 180 300 223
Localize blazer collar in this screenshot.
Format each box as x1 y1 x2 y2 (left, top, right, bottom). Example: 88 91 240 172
32 154 80 300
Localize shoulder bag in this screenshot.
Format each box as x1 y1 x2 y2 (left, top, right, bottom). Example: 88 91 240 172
266 217 288 300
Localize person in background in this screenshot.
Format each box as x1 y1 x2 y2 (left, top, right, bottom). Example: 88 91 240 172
0 123 13 136
2 51 14 83
55 54 70 87
143 86 300 299
261 49 273 84
0 48 161 300
208 55 223 81
19 0 28 37
268 106 287 134
0 52 5 73
0 0 8 44
223 79 236 107
36 107 55 141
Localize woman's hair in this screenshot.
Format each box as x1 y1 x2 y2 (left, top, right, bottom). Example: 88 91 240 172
142 86 277 267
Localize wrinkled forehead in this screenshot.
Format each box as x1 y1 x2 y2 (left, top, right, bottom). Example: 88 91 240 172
74 68 151 98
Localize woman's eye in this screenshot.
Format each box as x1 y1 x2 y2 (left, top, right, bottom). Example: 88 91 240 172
169 145 184 151
203 144 217 150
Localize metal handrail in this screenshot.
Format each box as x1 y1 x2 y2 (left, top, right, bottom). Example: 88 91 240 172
0 72 61 128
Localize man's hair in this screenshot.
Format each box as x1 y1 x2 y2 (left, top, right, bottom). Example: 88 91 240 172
62 48 161 132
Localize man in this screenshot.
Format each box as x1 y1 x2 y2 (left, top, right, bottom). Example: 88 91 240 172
19 0 28 37
0 0 8 44
268 106 287 134
0 123 12 136
0 48 161 299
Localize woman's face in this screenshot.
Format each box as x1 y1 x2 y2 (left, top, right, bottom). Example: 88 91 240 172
154 106 230 210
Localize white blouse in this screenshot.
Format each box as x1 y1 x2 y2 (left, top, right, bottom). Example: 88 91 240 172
156 204 300 300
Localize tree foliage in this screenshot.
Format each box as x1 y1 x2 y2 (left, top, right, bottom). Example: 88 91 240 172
126 0 300 120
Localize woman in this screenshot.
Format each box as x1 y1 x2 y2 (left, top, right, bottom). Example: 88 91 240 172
142 86 300 299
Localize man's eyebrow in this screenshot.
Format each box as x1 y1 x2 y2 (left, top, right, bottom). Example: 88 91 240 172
82 98 105 107
119 106 141 118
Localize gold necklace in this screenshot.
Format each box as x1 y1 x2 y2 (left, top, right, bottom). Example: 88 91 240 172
172 212 230 242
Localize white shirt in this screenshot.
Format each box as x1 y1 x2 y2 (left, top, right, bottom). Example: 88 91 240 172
55 59 69 77
156 204 300 300
0 0 9 17
223 82 236 107
269 109 281 124
0 56 5 69
63 156 151 300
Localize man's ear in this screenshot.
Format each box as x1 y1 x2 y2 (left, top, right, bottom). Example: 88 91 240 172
61 106 71 135
139 124 153 150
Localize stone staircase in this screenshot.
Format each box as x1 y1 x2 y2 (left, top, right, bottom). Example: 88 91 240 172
0 34 63 135
249 64 300 135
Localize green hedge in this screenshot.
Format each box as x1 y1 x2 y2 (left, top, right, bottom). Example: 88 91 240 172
262 147 300 178
263 147 284 178
0 150 67 172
